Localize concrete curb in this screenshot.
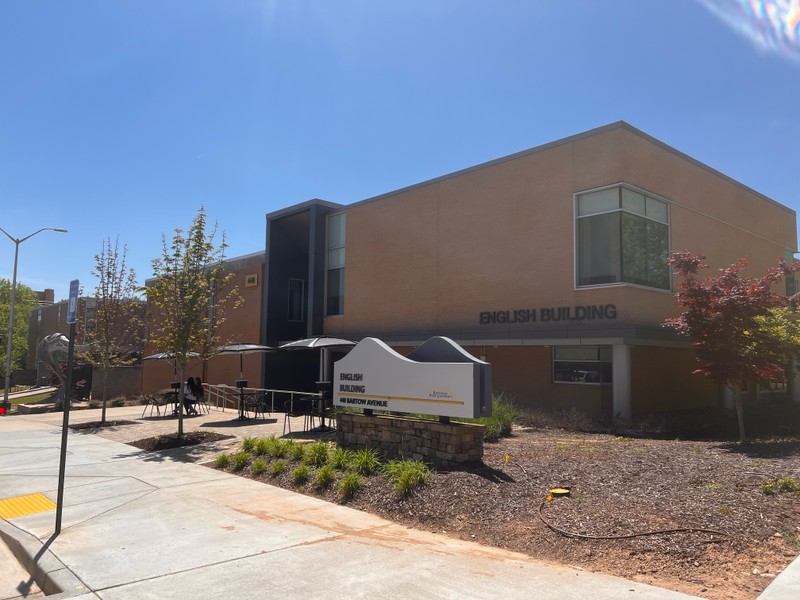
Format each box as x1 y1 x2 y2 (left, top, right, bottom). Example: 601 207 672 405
0 519 89 598
757 552 800 599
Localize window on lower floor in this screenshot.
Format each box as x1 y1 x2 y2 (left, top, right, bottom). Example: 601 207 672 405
576 185 670 290
553 346 612 384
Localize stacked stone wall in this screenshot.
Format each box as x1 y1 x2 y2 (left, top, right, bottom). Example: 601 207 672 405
336 413 484 467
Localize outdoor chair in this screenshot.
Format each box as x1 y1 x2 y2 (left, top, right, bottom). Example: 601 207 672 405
246 391 270 419
282 396 318 435
141 394 163 418
195 391 210 414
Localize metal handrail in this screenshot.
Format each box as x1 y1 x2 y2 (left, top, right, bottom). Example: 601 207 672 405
204 383 322 414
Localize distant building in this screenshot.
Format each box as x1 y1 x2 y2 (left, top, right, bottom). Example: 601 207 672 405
140 251 266 393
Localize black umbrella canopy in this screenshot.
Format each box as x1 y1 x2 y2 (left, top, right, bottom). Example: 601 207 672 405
217 343 275 380
143 351 200 361
217 343 275 354
278 337 355 350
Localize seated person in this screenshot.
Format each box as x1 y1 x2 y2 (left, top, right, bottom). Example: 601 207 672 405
182 379 199 416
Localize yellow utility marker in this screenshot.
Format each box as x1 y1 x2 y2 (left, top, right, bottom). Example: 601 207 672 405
0 493 56 519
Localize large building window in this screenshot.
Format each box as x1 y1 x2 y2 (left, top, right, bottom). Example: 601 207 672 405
326 213 346 316
576 185 670 290
553 346 612 384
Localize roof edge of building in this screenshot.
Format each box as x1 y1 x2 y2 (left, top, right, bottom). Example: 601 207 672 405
346 120 795 216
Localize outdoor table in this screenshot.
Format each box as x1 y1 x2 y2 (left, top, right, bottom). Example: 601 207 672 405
159 390 180 416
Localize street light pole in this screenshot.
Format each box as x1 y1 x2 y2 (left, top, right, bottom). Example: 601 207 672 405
1 226 68 412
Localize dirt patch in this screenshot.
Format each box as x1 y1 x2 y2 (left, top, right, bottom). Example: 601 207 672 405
213 428 800 600
128 431 233 451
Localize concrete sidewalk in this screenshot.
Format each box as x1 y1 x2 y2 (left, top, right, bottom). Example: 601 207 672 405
0 408 795 599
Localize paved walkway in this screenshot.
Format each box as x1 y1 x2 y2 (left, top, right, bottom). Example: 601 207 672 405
1 407 797 599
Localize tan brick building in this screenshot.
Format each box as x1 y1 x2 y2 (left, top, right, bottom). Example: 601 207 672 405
262 122 798 419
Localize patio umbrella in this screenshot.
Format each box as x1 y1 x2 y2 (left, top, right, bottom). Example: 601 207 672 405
143 351 200 362
278 337 356 430
278 337 356 351
216 343 275 380
279 337 356 383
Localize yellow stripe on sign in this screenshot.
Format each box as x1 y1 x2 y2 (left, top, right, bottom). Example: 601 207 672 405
0 493 57 519
342 393 465 405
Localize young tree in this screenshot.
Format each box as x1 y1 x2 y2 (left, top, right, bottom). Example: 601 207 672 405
145 207 240 437
80 237 144 423
664 251 799 442
0 278 37 381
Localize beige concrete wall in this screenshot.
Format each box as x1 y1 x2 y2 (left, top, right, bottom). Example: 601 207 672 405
326 125 796 335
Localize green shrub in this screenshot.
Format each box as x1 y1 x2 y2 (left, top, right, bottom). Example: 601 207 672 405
88 400 101 409
242 436 258 453
384 459 431 495
110 396 126 408
213 453 231 468
315 464 336 489
268 436 291 458
329 447 353 471
351 448 382 475
339 472 363 499
291 464 311 484
232 451 250 471
482 420 501 442
491 393 519 436
271 460 288 476
762 477 800 495
289 442 306 461
252 458 268 475
304 441 330 466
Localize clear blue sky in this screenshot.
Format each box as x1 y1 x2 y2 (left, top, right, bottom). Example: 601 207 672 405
1 0 799 302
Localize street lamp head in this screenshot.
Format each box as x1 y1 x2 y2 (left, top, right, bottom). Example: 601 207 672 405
51 228 68 233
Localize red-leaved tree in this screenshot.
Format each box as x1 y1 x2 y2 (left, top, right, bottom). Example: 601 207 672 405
664 251 799 442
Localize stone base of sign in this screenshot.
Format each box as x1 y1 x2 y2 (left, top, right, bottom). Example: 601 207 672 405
336 412 484 467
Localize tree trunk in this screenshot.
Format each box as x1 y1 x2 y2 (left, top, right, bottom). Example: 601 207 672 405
177 365 185 438
734 384 746 443
101 368 109 424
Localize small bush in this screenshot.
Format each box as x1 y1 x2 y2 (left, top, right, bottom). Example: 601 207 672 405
339 472 363 499
482 420 501 442
329 447 353 471
491 393 519 436
291 464 311 484
252 458 268 475
304 441 330 466
271 460 288 476
315 464 336 489
88 400 101 409
110 396 126 408
213 453 231 468
268 437 291 458
384 459 431 495
232 451 250 471
762 477 800 495
242 436 258 453
351 448 382 475
289 442 306 461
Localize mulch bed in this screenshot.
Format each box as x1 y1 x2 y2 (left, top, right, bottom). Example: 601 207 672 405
213 427 800 600
128 431 232 451
70 420 141 431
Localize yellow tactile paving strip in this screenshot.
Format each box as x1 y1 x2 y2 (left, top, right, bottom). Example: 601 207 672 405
0 493 56 519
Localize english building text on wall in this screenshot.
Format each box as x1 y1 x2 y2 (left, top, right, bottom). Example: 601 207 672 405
479 304 617 325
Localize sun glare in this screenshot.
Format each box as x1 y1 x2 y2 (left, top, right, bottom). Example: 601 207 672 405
697 0 800 63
